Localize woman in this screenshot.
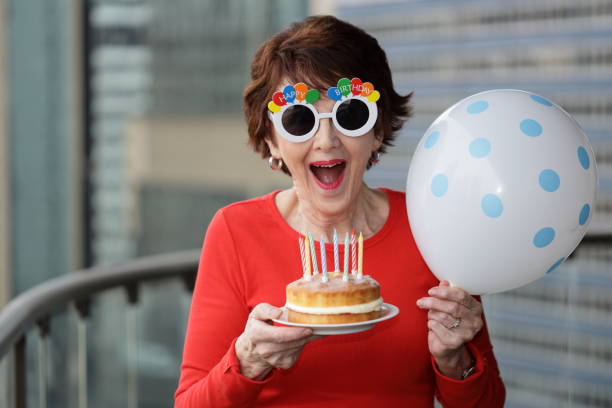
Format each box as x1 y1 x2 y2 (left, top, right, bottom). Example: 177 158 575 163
175 15 505 407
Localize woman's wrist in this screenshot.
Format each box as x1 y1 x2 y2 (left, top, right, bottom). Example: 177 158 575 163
235 334 273 379
434 346 473 380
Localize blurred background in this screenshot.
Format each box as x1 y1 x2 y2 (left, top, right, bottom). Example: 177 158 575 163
0 0 611 407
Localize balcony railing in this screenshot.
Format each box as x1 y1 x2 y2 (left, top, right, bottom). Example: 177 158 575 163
0 250 199 408
0 232 611 408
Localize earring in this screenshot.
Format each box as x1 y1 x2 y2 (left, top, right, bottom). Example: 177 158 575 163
269 156 283 171
370 151 381 165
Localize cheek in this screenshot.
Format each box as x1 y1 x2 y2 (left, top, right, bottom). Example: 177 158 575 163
349 136 377 162
279 143 310 172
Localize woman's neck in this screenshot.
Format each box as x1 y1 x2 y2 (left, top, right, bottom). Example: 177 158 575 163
277 184 389 241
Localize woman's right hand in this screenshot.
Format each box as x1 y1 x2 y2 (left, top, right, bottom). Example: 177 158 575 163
235 303 317 380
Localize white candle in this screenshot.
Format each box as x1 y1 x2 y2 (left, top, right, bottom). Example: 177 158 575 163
308 232 319 275
320 235 328 282
333 228 340 273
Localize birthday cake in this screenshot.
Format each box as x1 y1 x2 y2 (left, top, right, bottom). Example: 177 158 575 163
286 272 382 324
285 231 383 324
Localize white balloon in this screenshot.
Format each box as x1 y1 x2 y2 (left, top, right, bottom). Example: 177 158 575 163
406 89 598 294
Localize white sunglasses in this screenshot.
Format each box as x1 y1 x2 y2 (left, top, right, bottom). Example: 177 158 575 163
267 78 381 143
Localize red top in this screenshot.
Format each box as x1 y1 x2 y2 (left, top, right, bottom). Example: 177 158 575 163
174 189 505 407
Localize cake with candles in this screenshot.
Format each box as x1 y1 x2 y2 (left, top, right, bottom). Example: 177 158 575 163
285 230 383 324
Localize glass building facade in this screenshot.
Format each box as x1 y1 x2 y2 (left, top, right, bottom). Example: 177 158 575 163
88 0 308 266
2 1 306 406
85 1 307 406
3 0 82 405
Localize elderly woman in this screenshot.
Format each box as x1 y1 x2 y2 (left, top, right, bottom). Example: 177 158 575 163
175 15 505 407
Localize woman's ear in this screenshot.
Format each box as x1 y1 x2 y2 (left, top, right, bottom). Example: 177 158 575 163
372 134 383 152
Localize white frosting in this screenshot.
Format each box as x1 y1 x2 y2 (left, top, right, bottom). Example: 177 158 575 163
285 297 383 315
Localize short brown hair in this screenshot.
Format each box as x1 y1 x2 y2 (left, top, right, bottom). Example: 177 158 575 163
243 15 412 173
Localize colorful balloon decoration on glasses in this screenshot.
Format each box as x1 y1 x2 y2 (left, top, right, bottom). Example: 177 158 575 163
268 83 320 113
268 77 380 113
406 89 598 295
327 77 380 103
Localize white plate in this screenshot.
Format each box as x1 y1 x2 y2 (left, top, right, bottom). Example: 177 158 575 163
272 303 400 335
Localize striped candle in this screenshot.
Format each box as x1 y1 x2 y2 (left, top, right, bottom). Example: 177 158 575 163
343 232 350 281
299 236 311 281
333 228 340 272
320 235 328 282
308 232 319 275
304 234 312 279
357 232 364 279
351 229 357 275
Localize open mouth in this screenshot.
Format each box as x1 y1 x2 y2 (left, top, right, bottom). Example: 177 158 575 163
309 159 346 190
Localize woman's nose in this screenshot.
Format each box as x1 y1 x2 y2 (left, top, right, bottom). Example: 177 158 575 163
312 117 340 151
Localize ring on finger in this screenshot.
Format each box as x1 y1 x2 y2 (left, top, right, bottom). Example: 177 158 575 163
447 318 461 329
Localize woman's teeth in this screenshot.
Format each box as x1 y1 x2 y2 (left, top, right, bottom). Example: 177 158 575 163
310 161 346 189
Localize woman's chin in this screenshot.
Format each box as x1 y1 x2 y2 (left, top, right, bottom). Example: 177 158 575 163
306 176 356 214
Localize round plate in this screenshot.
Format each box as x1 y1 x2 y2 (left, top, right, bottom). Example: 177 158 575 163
272 303 399 335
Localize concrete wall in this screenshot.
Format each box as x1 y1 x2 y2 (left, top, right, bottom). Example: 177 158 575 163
310 0 336 15
126 115 290 194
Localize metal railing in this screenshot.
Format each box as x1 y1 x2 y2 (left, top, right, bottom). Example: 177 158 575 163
0 250 199 408
0 232 611 408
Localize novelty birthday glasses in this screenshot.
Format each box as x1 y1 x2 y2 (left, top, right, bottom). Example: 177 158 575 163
268 77 381 142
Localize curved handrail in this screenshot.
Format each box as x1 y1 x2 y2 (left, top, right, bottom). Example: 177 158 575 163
1 229 610 359
0 249 200 358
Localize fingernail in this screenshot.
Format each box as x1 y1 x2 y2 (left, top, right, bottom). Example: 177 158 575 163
428 288 438 296
416 299 423 307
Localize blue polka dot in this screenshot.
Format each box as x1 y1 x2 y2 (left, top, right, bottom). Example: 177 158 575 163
481 194 503 218
546 257 565 274
469 138 491 158
431 174 448 197
467 101 489 114
577 146 590 170
424 130 440 149
531 95 553 106
539 169 560 192
579 204 590 226
533 227 555 248
520 119 543 137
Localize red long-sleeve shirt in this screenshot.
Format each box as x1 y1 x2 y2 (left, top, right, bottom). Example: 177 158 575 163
175 188 505 407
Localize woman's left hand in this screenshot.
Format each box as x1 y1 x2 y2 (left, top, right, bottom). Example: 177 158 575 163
416 280 483 378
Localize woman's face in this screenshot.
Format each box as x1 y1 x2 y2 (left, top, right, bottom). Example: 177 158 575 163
266 95 382 216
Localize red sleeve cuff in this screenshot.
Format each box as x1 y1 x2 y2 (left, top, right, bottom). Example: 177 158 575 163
174 338 277 407
431 342 491 403
226 337 278 385
431 342 485 384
